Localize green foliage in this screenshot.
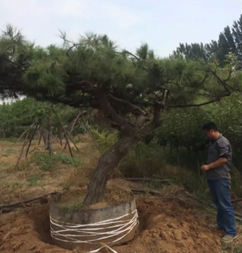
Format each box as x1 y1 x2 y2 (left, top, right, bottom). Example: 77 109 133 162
32 153 54 171
0 97 82 138
120 142 165 178
32 153 81 171
156 107 209 151
174 14 242 67
57 154 81 166
90 128 119 152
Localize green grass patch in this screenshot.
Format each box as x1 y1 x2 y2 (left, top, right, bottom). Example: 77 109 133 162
62 183 72 191
32 153 81 171
59 202 84 214
27 174 44 187
5 149 14 154
12 181 25 188
1 172 8 178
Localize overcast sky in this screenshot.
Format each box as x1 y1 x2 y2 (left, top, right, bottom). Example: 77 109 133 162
0 0 241 57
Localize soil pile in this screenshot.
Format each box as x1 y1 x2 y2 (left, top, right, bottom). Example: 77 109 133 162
0 194 223 253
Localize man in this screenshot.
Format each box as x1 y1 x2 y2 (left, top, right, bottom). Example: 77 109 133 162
201 122 236 243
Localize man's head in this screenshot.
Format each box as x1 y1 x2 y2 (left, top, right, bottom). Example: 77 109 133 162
202 122 220 140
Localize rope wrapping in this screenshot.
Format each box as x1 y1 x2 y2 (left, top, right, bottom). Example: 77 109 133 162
50 209 138 253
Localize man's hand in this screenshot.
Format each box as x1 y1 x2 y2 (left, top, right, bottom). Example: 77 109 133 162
201 165 210 172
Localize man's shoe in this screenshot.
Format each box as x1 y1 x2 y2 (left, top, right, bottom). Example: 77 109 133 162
221 235 237 243
209 224 224 230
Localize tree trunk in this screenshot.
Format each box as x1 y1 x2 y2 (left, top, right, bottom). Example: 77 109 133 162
84 135 138 205
176 146 180 167
48 111 53 157
43 129 48 149
197 151 200 176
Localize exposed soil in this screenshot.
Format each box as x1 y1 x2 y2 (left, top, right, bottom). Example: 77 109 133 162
0 137 241 253
0 193 228 253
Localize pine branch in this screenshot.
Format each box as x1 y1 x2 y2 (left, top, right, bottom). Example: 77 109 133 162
108 93 147 116
211 70 234 94
168 98 222 108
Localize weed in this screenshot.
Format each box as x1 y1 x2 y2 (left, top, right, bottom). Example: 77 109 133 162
32 153 54 171
5 149 14 154
90 128 118 153
28 174 44 187
60 202 84 214
62 183 72 191
57 154 81 166
1 172 8 178
12 181 25 188
31 153 82 171
17 162 30 171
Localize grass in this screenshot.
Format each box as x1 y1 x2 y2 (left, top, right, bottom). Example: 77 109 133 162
62 183 72 191
59 202 84 214
31 153 82 171
5 149 14 154
27 174 44 187
1 172 8 178
11 181 25 188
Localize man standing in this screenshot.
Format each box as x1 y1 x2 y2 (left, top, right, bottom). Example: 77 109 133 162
201 122 236 243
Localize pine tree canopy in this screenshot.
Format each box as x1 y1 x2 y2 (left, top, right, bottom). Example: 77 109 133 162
0 25 241 133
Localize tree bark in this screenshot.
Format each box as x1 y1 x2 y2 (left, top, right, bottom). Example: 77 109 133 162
84 135 138 205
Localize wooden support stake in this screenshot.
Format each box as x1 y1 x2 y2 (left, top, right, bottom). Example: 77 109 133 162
26 123 39 157
52 107 73 157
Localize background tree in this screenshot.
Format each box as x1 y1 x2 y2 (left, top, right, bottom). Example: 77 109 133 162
174 14 242 67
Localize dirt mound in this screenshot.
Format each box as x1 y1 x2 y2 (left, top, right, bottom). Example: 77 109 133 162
0 194 224 253
115 195 222 253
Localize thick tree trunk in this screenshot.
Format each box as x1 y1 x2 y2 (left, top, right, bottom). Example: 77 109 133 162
84 135 138 205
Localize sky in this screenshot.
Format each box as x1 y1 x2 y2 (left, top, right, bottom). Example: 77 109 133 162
0 0 241 57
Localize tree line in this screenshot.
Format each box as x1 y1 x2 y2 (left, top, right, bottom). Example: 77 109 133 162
174 14 242 67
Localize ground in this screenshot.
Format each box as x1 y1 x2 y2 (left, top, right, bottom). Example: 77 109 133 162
0 137 241 253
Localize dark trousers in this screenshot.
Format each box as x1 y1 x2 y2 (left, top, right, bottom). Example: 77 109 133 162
207 179 236 236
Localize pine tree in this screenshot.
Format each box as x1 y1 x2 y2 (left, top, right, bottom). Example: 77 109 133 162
0 26 241 205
